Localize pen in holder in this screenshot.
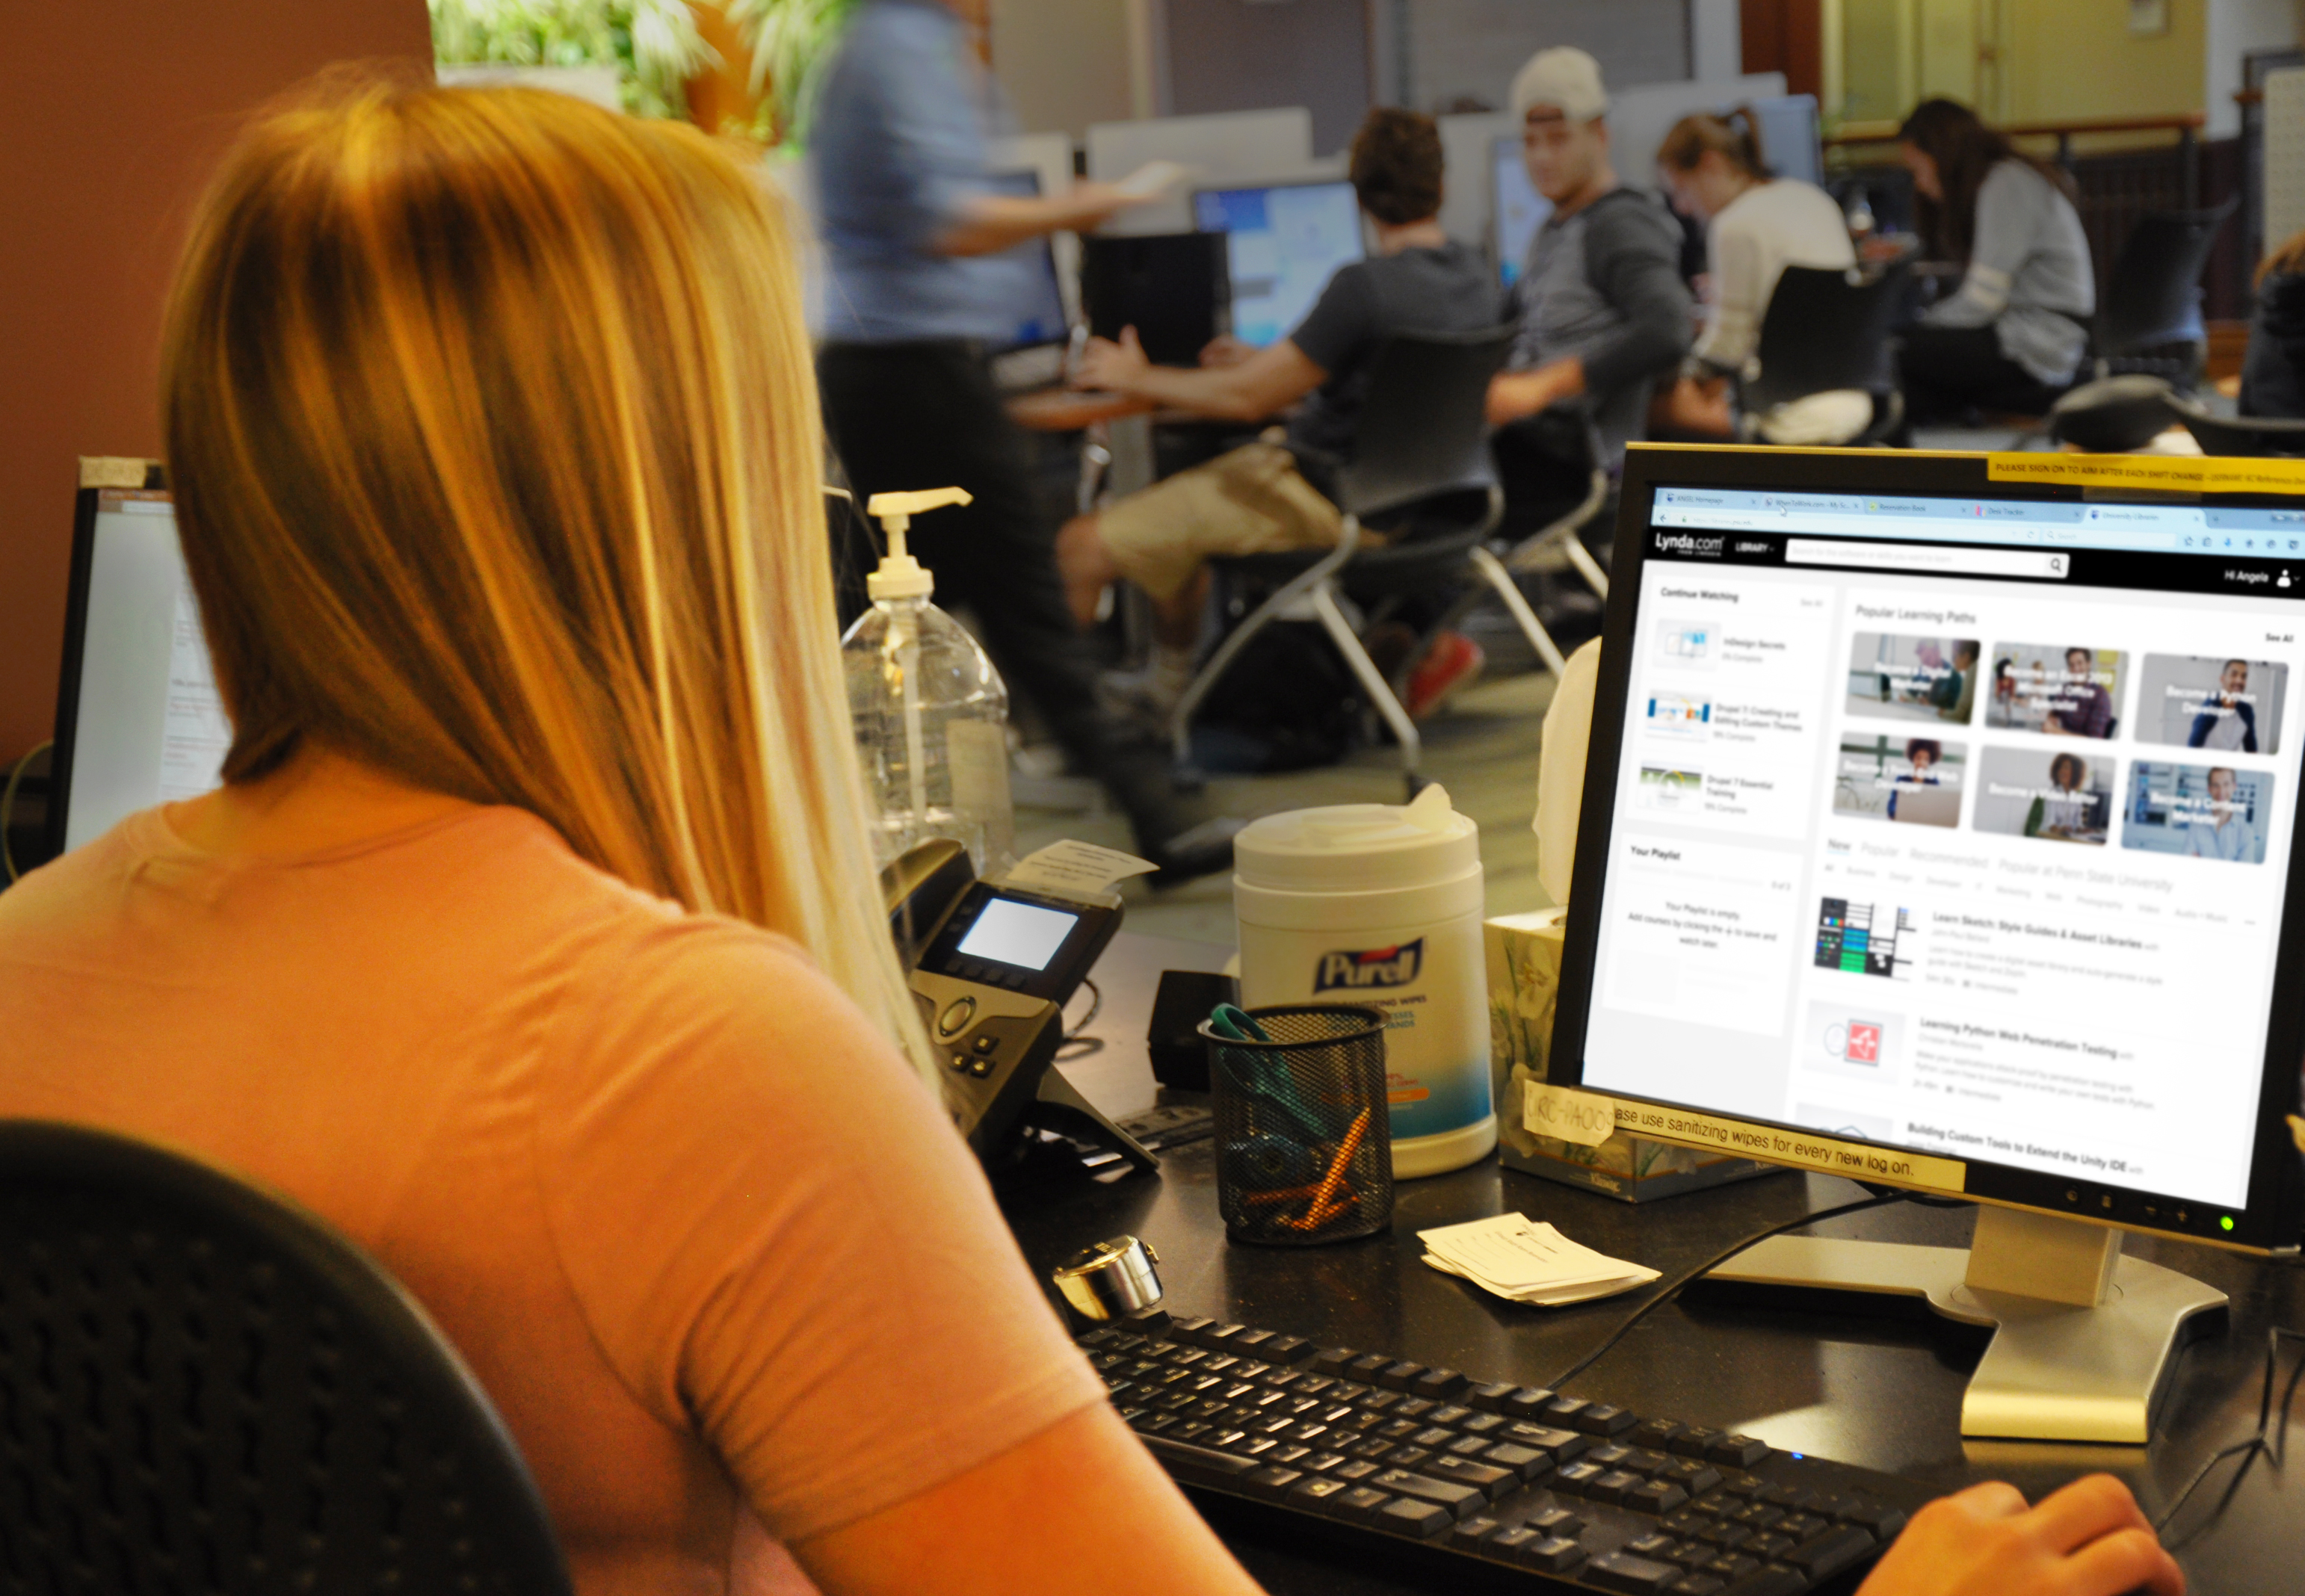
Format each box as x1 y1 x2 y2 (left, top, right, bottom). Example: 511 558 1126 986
1200 1004 1393 1246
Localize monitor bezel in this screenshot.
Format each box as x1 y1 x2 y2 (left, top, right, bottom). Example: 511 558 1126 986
43 483 115 863
1550 445 2305 1256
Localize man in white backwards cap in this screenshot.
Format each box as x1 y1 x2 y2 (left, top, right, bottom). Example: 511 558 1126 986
1487 46 1692 537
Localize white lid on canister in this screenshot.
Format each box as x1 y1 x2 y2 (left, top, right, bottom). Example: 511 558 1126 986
1232 784 1479 895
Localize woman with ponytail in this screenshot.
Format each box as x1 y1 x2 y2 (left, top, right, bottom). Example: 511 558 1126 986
1655 108 1870 444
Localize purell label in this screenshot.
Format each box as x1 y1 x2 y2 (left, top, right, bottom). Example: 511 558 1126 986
1312 938 1425 993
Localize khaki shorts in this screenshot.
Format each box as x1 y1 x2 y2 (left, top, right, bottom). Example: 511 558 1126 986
1095 441 1343 604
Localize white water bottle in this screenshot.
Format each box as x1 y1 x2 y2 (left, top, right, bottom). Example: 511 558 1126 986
840 489 1016 874
1233 786 1496 1178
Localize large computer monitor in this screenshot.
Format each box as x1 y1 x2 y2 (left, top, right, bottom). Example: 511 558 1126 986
982 168 1075 353
1086 108 1315 236
46 477 229 858
1191 179 1365 349
1553 447 2305 1441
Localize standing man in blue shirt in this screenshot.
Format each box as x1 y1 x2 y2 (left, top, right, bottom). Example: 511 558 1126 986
813 0 1233 879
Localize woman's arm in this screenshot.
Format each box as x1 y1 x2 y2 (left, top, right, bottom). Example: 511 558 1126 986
796 1403 1265 1596
1921 163 2034 329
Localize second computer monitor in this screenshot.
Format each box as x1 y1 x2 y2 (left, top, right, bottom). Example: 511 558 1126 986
981 170 1073 352
1192 179 1365 349
1491 137 1555 288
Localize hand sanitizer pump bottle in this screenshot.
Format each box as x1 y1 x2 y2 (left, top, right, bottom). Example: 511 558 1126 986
839 489 1016 874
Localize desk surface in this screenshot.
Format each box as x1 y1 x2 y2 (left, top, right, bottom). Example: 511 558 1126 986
1008 935 2305 1595
1005 387 1157 432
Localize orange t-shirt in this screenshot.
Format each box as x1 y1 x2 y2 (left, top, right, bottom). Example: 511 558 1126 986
0 805 1104 1595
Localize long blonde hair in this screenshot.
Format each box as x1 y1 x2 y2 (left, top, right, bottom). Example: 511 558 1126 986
161 72 932 1078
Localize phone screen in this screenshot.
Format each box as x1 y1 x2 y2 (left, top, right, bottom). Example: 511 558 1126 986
957 897 1080 971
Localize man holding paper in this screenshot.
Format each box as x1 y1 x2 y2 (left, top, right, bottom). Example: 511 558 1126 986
812 0 1235 879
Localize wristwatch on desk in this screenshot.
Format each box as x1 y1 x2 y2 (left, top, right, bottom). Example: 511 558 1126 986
1052 1234 1165 1321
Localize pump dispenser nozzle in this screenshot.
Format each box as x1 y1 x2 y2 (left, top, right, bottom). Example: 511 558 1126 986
865 488 973 601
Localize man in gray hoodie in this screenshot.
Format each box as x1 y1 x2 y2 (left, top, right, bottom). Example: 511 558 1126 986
1487 47 1693 536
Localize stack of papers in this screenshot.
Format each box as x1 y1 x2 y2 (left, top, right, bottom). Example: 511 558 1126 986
1419 1213 1661 1308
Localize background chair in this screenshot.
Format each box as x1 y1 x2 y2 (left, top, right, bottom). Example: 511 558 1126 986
0 1119 572 1596
1737 262 1910 448
2167 395 2305 456
1171 326 1520 788
2094 200 2239 389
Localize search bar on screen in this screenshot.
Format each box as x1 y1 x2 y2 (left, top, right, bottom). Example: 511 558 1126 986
1784 539 2070 579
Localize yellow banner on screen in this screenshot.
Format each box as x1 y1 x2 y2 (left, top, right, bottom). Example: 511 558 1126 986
1986 453 2305 495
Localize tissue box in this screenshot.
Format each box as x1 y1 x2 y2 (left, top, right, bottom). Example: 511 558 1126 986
1485 909 1779 1203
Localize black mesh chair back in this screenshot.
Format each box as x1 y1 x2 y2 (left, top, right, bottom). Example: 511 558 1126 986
1330 325 1519 524
2099 200 2238 368
1741 263 1907 417
2168 396 2305 457
0 1119 573 1596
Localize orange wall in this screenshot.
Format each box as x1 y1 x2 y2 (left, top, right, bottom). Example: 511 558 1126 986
0 0 435 764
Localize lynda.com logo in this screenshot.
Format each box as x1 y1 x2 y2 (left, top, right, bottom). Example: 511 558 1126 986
1654 532 1727 557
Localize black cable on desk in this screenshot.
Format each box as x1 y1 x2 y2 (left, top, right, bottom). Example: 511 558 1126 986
1548 1187 1916 1392
2154 1324 2305 1549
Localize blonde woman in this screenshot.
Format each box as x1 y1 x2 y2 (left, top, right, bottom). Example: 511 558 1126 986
0 77 1258 1596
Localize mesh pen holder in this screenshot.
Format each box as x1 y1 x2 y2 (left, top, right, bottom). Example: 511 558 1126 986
1202 1005 1394 1246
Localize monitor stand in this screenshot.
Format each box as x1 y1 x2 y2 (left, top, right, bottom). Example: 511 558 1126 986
1706 1204 2227 1443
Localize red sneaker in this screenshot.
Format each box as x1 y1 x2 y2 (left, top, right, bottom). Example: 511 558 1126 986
1406 631 1485 720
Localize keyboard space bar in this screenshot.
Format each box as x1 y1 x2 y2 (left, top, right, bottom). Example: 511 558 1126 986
1143 1434 1262 1484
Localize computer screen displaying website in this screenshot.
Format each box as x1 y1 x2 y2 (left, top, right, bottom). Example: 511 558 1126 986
1580 486 2305 1213
1194 181 1365 347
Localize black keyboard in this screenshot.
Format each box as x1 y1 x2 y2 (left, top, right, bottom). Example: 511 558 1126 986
1079 1314 1934 1596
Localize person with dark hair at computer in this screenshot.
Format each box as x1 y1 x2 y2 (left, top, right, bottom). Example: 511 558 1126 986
812 0 1234 879
1057 107 1501 714
1653 110 1870 445
2240 227 2305 418
1886 738 1940 820
2043 646 2114 739
1895 99 2093 424
2188 659 2260 751
0 77 1267 1596
1485 48 1693 536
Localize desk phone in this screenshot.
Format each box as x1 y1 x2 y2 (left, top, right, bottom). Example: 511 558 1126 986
885 842 1155 1173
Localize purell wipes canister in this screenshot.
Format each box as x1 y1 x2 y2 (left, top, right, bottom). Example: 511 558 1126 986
1233 786 1495 1178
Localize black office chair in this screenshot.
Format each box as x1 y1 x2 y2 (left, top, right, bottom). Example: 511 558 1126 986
1171 326 1519 783
2166 395 2305 457
0 1119 573 1595
2094 200 2238 389
1736 262 1910 448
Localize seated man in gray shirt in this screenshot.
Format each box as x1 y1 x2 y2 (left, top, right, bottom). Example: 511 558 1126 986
1485 48 1694 538
1057 108 1505 698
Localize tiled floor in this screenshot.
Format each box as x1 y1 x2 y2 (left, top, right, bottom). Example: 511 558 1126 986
1019 414 2216 947
1014 664 1561 947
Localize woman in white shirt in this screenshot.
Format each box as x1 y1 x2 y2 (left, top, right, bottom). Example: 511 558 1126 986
1655 110 1872 445
1896 98 2095 424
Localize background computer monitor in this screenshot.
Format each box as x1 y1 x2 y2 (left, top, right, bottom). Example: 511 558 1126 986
1551 446 2305 1438
1490 136 1555 288
1608 72 1788 187
1079 231 1229 366
46 483 229 858
1086 108 1316 235
981 169 1075 352
1191 179 1365 348
1749 93 1824 186
989 132 1084 327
